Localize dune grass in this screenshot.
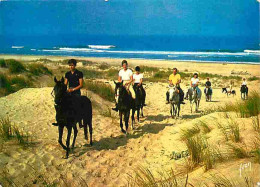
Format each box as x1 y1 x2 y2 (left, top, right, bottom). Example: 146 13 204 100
98 63 110 70
197 120 211 133
127 167 187 187
0 117 34 148
86 80 114 102
180 125 200 140
79 68 103 79
247 76 260 81
5 59 26 74
216 118 240 142
27 63 52 76
0 58 7 68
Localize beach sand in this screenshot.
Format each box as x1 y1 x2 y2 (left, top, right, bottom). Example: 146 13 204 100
0 55 259 186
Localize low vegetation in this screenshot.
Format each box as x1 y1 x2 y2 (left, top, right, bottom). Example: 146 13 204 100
0 117 34 148
86 80 114 102
5 59 26 73
27 63 52 76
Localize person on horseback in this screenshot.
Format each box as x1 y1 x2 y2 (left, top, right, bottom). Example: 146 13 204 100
241 78 247 87
65 59 83 96
166 68 185 104
185 73 200 99
112 60 135 111
52 59 84 126
133 66 146 106
204 77 212 93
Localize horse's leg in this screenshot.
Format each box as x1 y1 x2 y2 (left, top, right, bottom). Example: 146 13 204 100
120 112 125 133
89 120 93 146
71 124 78 149
137 108 140 122
84 125 88 141
58 125 67 150
131 109 135 130
125 111 129 134
141 106 144 117
177 103 180 117
65 126 72 159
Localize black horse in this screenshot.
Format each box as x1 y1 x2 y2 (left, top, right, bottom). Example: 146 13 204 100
240 85 248 100
222 87 236 97
53 77 93 158
114 81 135 133
133 84 145 122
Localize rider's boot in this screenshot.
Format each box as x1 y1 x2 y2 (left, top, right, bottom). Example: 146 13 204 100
112 103 119 112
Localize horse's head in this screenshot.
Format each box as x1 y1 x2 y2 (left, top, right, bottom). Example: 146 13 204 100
222 88 227 93
53 77 67 104
169 85 178 101
114 81 127 96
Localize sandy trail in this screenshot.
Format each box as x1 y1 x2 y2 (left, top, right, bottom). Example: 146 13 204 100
0 80 259 186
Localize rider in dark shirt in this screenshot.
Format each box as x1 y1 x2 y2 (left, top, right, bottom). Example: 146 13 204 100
205 78 211 87
52 59 83 126
65 59 83 96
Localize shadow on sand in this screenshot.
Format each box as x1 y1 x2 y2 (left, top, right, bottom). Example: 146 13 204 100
74 122 172 157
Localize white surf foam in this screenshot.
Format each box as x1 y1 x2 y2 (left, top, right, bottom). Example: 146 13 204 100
12 46 24 49
88 45 115 49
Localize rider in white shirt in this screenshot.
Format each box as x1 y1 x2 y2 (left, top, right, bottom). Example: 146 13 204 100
241 78 247 86
133 66 146 106
112 60 135 111
185 73 200 99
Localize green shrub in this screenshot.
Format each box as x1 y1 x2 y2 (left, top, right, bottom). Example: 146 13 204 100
5 59 26 73
248 76 260 81
106 69 119 79
0 59 7 68
86 80 114 102
10 76 31 90
28 63 52 76
98 63 110 70
79 69 103 79
0 73 12 93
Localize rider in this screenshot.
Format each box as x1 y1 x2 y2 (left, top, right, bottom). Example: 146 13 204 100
64 59 83 96
112 60 135 111
133 66 146 106
185 73 199 99
166 68 185 104
204 77 212 93
52 59 83 126
241 78 248 93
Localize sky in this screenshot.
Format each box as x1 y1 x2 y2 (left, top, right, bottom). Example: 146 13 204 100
0 0 259 38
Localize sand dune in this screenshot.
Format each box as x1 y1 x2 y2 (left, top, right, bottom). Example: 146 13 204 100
0 76 259 186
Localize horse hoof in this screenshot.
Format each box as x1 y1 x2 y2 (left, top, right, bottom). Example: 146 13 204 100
90 142 93 146
121 129 126 134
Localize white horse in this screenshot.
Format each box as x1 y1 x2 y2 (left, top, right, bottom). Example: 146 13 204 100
187 87 202 113
169 85 180 118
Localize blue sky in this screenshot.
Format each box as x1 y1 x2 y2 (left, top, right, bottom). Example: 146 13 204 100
0 0 259 38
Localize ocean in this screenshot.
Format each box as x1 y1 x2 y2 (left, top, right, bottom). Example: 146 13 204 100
0 35 259 64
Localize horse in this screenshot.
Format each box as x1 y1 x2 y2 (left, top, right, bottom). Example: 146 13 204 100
53 77 93 158
204 86 212 102
240 85 248 100
168 85 180 118
114 81 135 133
187 87 202 113
133 84 145 122
222 88 236 97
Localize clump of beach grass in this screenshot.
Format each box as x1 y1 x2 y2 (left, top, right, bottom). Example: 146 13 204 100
27 63 52 76
227 143 249 159
127 166 189 187
252 116 260 132
5 59 26 74
216 118 240 142
0 59 7 68
0 117 34 148
197 120 211 133
180 125 200 140
86 80 114 102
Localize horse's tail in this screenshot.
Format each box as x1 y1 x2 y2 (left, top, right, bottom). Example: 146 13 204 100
82 96 92 128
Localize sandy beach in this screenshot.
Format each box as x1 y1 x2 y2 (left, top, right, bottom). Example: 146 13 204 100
0 55 259 186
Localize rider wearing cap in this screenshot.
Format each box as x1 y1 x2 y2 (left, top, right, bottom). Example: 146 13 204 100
166 68 185 104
